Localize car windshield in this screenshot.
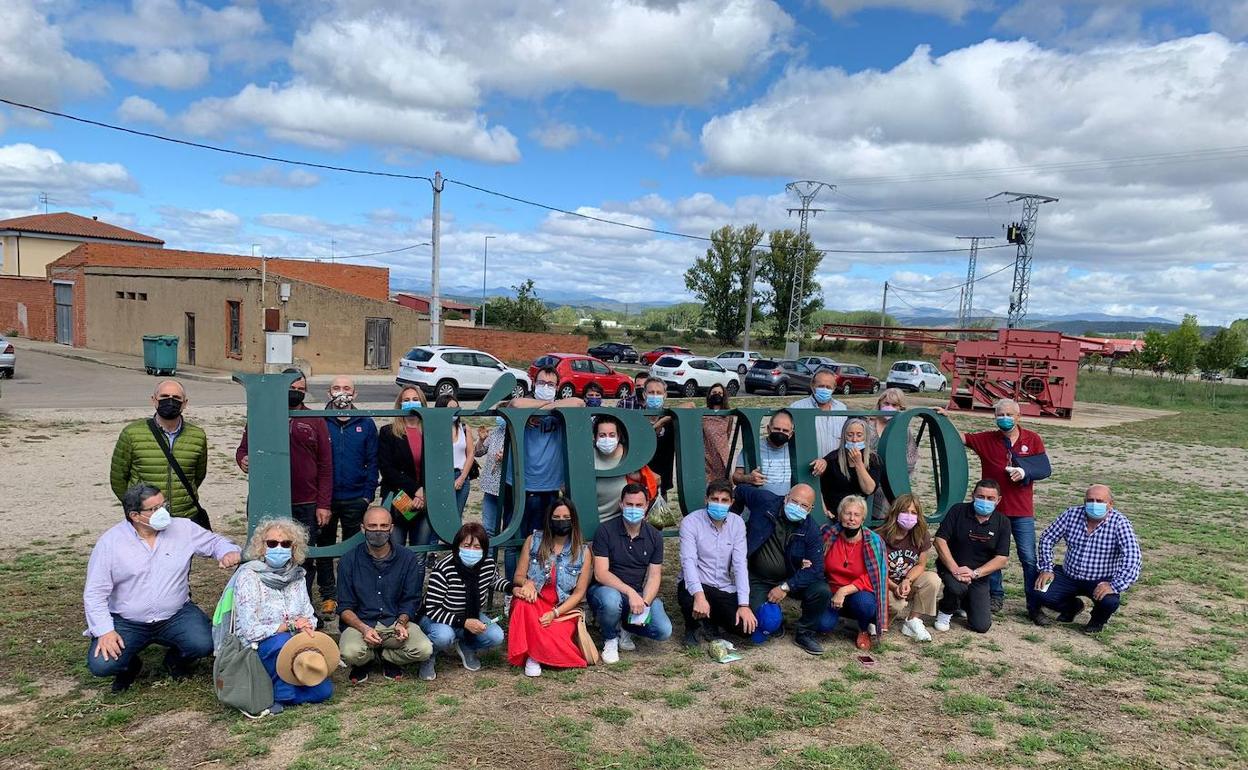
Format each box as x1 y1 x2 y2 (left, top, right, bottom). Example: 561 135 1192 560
752 359 778 370
404 348 434 362
655 356 685 367
891 362 915 372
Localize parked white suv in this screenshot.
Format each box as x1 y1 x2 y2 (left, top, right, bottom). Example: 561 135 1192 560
651 355 740 397
887 360 947 392
397 345 530 400
715 350 762 374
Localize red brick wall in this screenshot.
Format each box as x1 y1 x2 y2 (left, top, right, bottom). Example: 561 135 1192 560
443 327 589 366
0 276 55 340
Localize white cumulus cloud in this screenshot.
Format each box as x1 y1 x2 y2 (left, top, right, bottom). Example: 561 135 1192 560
116 96 168 124
115 48 210 89
221 167 321 189
0 1 107 110
0 143 137 211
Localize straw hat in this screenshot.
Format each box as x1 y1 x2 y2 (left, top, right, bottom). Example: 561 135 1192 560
276 631 340 687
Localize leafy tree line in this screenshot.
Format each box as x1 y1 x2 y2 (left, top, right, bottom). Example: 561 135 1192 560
1119 314 1246 379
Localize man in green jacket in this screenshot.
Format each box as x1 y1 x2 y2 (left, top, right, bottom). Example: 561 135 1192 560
109 380 211 528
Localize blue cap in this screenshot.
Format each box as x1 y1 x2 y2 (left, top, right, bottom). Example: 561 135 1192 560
751 602 783 644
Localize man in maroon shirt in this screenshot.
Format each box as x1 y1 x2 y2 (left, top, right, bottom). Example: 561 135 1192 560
962 398 1050 616
236 368 334 591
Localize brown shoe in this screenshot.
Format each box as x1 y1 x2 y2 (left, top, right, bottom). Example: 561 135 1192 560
855 631 873 651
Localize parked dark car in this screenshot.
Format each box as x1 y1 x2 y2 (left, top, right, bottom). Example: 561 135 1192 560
825 363 881 395
587 341 639 364
744 359 816 396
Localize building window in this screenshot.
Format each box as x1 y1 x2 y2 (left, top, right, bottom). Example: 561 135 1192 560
226 300 242 357
116 291 125 299
138 293 148 301
126 291 136 299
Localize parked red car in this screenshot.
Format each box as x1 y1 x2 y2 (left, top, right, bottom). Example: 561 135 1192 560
640 345 694 366
528 353 635 399
825 363 881 395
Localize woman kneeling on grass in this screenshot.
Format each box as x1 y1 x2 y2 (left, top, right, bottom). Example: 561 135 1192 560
875 494 940 642
418 522 510 681
818 495 890 651
508 498 593 677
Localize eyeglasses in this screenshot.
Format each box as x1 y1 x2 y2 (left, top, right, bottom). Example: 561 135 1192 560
264 539 294 548
140 503 165 513
156 395 185 403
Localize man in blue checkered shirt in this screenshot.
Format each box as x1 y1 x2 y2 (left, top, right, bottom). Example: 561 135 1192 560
1029 484 1142 633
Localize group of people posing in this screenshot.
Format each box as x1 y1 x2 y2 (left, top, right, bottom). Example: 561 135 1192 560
87 367 1142 718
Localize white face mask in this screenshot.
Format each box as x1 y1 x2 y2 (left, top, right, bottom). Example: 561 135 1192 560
146 506 172 531
534 383 557 402
595 436 619 455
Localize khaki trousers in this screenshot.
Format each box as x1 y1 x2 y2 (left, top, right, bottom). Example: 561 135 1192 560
890 571 942 619
339 622 433 667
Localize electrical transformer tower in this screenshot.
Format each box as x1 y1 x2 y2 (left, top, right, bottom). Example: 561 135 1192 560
988 191 1058 329
955 235 994 335
784 180 833 358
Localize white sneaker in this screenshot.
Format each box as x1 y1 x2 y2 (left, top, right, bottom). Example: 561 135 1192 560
524 657 542 677
618 628 636 651
867 623 877 637
934 612 952 632
601 638 620 664
902 617 933 642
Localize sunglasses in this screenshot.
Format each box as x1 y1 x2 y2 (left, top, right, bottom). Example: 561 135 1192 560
265 539 294 548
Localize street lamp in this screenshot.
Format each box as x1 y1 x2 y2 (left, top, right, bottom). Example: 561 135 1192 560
482 235 496 327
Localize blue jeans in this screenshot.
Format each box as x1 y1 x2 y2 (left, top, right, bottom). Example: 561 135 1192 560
86 601 214 678
587 585 674 641
453 472 471 515
989 516 1038 602
481 492 501 536
1027 565 1122 627
418 615 505 657
258 632 333 706
816 590 878 633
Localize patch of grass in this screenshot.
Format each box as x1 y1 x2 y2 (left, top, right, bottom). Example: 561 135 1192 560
941 693 1005 716
594 737 705 770
971 718 996 738
723 707 786 743
515 679 542 696
772 743 894 770
841 661 881 682
303 712 341 750
591 706 633 725
1015 733 1047 755
942 750 968 764
661 690 696 709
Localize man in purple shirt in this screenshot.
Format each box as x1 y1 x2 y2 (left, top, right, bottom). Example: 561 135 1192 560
83 484 241 692
677 480 758 646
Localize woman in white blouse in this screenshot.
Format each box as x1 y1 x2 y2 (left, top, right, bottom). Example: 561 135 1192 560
435 393 476 514
233 518 332 711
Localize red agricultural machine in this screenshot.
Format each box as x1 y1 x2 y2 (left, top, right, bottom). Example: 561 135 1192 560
815 324 1081 419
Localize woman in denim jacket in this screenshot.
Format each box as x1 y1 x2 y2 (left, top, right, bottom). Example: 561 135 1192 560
507 497 592 677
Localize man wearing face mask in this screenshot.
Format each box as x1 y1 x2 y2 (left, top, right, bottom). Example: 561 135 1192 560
617 372 649 410
315 375 379 616
732 410 795 497
735 482 831 655
932 480 1011 634
110 380 212 528
84 484 241 692
1030 485 1141 633
589 484 673 663
678 480 757 646
583 381 605 409
790 368 848 476
236 368 334 592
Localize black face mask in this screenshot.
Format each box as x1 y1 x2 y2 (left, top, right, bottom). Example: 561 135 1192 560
769 431 790 446
155 397 183 420
550 519 573 537
707 393 725 408
841 526 861 539
288 389 306 408
635 386 646 398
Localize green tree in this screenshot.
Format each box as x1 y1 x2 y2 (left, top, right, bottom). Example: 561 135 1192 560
1140 329 1168 373
549 305 579 327
1196 327 1245 375
683 224 765 343
759 228 823 345
1164 314 1201 378
1121 349 1145 377
485 279 549 332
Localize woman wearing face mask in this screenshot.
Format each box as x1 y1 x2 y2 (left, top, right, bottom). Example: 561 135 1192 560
434 394 476 515
378 387 435 585
818 495 890 651
417 523 510 680
231 518 331 712
641 377 678 499
868 388 919 474
508 498 593 676
594 416 629 524
819 418 882 519
475 417 507 537
702 383 737 482
874 494 939 642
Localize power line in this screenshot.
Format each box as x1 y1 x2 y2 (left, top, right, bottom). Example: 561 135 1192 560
888 261 1015 294
274 242 430 262
0 97 434 183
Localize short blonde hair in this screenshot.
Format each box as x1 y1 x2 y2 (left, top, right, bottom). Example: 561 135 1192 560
876 387 906 410
244 517 310 565
837 494 869 518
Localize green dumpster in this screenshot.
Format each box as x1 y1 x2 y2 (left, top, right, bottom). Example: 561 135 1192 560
142 334 179 376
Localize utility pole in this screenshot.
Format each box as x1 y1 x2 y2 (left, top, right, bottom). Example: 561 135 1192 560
430 171 444 345
988 192 1058 328
481 235 495 328
742 246 760 353
330 239 336 264
955 235 994 336
39 192 49 214
876 281 888 374
784 181 832 359
253 243 265 307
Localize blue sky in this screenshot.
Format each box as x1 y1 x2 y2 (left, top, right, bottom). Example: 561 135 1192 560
2 0 1248 324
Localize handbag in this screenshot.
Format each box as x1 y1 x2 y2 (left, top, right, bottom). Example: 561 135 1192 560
211 578 275 717
146 419 211 530
553 608 601 666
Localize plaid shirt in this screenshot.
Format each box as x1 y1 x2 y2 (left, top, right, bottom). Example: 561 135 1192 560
1038 506 1142 593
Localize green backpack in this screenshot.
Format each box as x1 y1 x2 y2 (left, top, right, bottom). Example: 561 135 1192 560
211 569 275 717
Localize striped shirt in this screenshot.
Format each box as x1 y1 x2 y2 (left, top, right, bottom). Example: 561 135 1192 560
422 553 513 628
1038 506 1142 594
734 441 792 497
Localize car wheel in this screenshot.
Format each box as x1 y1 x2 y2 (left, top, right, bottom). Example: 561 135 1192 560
558 383 576 399
918 381 927 392
776 381 788 397
871 382 881 394
726 380 739 396
683 380 698 397
615 384 631 399
510 382 528 399
612 354 621 362
842 382 852 396
938 379 947 391
436 379 458 399
738 364 747 375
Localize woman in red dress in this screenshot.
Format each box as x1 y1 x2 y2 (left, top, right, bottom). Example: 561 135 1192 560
508 497 593 676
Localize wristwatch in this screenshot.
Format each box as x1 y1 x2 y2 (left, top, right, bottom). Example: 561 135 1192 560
971 569 981 580
779 582 790 593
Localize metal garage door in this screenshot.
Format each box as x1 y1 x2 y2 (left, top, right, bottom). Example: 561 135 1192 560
54 283 74 345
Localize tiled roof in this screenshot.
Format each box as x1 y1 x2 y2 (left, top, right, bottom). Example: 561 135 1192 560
0 212 164 244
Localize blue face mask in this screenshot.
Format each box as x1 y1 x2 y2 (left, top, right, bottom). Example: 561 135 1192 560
973 498 997 516
996 415 1015 431
1084 501 1108 520
846 440 866 451
706 501 730 521
586 396 603 407
264 546 292 569
783 501 809 522
621 505 646 524
458 547 483 567
645 394 664 409
401 400 423 411
812 387 834 405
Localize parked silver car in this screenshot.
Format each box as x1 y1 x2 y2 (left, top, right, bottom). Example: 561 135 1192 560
0 337 14 379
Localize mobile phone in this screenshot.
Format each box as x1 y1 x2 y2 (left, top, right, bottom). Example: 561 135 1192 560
857 655 876 667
